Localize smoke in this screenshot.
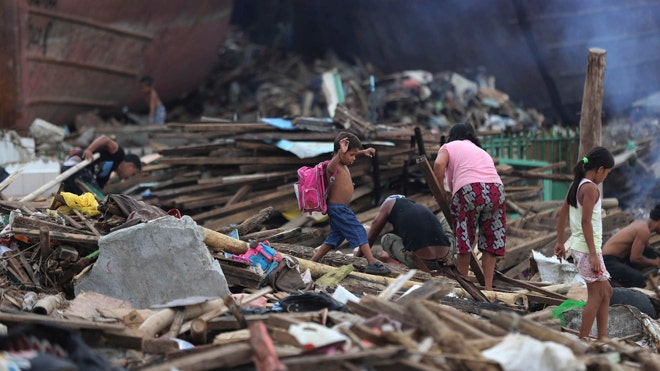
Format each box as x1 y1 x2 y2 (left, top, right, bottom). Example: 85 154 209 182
541 1 660 114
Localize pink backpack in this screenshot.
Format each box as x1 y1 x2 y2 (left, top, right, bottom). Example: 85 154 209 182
294 160 338 214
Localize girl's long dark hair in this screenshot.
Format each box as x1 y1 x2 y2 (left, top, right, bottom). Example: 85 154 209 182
447 123 482 148
566 146 614 207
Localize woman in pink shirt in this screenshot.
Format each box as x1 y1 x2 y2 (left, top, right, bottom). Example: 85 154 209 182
433 123 506 290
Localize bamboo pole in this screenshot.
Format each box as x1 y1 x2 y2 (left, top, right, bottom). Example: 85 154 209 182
203 228 250 255
452 288 529 310
20 153 100 202
297 259 424 289
201 231 424 288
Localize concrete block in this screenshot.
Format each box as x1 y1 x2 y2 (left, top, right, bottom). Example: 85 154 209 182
3 159 60 197
0 131 34 165
74 216 230 308
563 305 648 340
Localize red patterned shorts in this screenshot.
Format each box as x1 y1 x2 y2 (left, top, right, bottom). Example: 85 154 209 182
451 182 506 256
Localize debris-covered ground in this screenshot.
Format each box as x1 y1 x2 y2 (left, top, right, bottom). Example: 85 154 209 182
1 27 660 371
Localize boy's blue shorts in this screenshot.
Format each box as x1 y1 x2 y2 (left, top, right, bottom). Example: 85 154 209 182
323 203 368 249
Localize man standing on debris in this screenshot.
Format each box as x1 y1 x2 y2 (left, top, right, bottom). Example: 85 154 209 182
432 123 506 291
602 204 660 288
360 194 455 270
61 135 142 195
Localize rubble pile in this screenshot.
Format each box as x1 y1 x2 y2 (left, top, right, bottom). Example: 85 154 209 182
2 157 660 369
169 27 546 135
0 137 660 370
0 22 659 371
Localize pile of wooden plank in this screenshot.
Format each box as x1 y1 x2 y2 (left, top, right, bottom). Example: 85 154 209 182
2 140 660 369
0 25 658 371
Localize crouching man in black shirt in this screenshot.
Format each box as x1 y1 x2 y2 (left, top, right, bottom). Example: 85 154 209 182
359 195 455 270
61 135 142 195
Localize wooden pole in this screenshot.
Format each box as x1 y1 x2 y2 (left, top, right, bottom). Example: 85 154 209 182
203 228 250 255
297 259 424 289
451 288 528 310
20 153 100 202
190 319 208 345
578 48 606 159
139 299 227 339
39 227 51 258
11 227 99 244
416 155 486 286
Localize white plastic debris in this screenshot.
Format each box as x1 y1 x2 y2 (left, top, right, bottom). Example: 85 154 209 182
331 285 360 305
289 322 350 349
482 333 585 371
532 250 585 285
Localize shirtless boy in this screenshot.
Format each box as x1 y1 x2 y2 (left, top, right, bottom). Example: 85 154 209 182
140 75 166 124
309 132 391 275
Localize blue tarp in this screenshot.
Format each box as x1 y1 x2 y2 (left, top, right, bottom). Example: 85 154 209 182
260 118 297 130
275 139 333 159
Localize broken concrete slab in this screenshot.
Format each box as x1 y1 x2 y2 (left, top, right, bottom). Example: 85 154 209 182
75 215 231 308
29 118 66 151
563 304 652 341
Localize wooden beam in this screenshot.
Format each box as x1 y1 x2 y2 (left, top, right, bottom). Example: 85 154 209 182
140 342 253 371
415 155 486 286
578 48 606 158
11 227 99 244
20 153 100 202
166 122 275 132
159 156 312 166
39 227 51 258
192 189 292 221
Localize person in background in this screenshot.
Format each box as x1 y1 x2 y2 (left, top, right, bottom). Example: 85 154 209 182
140 75 166 124
555 146 615 340
432 123 506 290
361 194 455 270
310 132 391 276
61 135 142 195
602 204 660 288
